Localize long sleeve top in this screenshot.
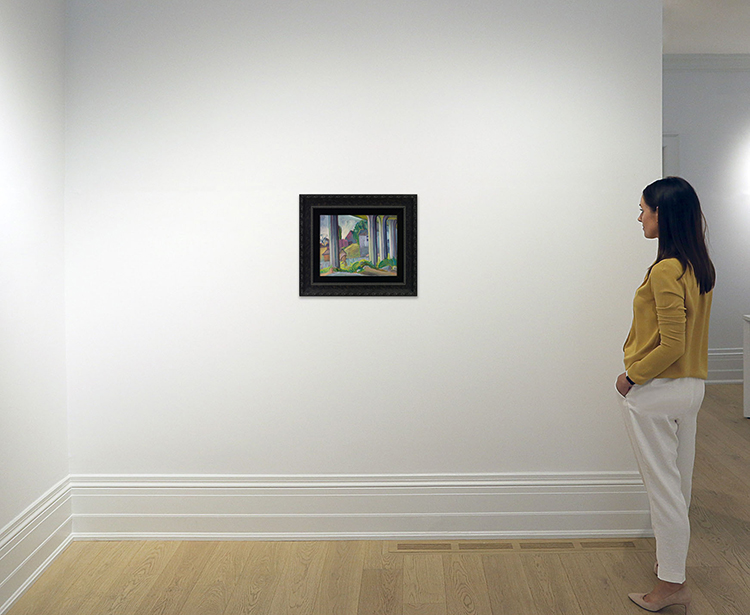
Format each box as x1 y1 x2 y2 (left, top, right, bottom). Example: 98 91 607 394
623 258 712 384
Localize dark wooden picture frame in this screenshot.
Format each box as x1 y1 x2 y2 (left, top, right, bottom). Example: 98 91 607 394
299 194 417 296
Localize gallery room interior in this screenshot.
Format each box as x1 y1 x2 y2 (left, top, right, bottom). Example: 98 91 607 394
2 0 749 612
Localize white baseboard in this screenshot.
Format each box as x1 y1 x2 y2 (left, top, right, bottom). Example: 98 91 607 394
708 348 743 384
0 478 72 615
69 473 651 541
663 54 750 71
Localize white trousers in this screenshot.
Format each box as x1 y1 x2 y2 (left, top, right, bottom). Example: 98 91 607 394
621 377 705 584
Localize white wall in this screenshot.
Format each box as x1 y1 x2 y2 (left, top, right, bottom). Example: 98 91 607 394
664 56 750 381
0 1 71 608
0 0 68 532
64 0 661 533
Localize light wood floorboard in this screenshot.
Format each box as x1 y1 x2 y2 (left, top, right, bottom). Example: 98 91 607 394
7 384 748 615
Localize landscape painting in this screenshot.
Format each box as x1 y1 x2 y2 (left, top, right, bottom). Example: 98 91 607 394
299 194 417 296
319 214 398 276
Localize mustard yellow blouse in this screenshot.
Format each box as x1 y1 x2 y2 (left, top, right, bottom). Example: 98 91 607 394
623 258 712 384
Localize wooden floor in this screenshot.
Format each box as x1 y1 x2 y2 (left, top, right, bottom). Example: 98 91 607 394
7 384 749 615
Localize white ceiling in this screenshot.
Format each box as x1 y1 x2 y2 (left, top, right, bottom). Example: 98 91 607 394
664 0 750 54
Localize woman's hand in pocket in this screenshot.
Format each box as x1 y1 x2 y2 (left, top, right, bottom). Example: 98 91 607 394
616 372 633 397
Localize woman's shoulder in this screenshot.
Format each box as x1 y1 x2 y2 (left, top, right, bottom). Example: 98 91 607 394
651 258 684 276
648 258 688 286
649 258 701 296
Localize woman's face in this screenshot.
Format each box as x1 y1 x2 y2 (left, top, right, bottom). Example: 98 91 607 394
638 196 659 239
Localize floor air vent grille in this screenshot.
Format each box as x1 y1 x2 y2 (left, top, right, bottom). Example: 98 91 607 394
391 539 651 554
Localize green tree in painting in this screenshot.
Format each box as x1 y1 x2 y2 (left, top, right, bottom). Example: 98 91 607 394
352 218 367 239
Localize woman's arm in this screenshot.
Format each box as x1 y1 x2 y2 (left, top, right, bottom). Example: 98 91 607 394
626 260 687 383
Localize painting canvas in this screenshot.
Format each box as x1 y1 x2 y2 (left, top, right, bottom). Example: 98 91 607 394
300 195 417 296
319 214 398 277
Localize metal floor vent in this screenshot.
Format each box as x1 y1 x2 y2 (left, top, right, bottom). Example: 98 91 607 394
391 539 653 554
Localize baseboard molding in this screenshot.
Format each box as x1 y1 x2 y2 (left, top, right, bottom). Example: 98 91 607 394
708 348 743 384
70 473 651 541
664 54 750 71
0 478 73 614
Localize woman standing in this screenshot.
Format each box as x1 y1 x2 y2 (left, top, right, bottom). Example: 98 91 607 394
616 177 715 614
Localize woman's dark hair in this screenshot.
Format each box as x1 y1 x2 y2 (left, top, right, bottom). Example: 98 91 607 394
643 177 716 294
642 176 715 294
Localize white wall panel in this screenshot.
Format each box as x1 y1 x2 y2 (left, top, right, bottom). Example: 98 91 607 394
0 4 69 607
64 0 661 495
664 55 750 380
0 0 68 538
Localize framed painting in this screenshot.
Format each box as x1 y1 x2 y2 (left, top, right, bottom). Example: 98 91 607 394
299 194 417 296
